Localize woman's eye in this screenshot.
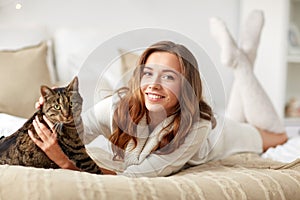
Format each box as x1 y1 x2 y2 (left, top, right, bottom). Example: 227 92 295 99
143 71 152 77
162 74 175 80
54 104 61 110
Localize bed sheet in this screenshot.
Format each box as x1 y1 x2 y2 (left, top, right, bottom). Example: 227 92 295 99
0 113 26 137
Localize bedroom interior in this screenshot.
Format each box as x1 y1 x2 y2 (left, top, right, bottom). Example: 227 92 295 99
0 0 300 199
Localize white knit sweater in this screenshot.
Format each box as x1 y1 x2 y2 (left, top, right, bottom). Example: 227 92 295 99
82 95 262 177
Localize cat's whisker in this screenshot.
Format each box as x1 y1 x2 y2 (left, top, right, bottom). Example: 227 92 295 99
53 122 61 133
58 123 63 133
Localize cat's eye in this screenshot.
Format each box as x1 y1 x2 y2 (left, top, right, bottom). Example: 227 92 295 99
69 102 73 107
54 104 61 110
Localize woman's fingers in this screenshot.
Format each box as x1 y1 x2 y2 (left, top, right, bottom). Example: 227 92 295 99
35 96 45 109
43 115 55 132
30 116 58 153
33 116 57 140
28 130 43 147
39 96 44 105
32 118 49 142
35 102 41 109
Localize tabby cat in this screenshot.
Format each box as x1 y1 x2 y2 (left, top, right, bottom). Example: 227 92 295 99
0 77 102 174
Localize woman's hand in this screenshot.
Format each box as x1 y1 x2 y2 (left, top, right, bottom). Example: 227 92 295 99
35 96 45 109
100 167 117 175
28 115 79 170
28 115 117 175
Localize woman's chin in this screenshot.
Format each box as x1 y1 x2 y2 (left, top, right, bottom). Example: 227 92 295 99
146 104 167 115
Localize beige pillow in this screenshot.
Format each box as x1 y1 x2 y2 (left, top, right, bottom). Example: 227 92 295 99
93 49 140 102
0 42 52 118
118 49 140 76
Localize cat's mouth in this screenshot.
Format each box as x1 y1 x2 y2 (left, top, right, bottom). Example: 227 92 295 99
51 119 74 130
62 119 74 124
48 115 75 124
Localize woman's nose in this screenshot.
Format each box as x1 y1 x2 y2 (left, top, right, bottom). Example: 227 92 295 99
148 83 161 90
148 75 162 89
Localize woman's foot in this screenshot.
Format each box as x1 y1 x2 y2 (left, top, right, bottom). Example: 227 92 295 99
240 10 265 65
210 17 239 68
257 128 288 152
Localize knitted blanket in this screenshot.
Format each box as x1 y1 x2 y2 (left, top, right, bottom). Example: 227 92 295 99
0 153 299 200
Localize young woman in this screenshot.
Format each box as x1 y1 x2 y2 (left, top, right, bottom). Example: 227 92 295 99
29 13 287 177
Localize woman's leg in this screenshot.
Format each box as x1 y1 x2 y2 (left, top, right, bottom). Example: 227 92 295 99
214 11 265 123
239 10 265 66
226 11 265 122
210 12 287 151
258 128 287 151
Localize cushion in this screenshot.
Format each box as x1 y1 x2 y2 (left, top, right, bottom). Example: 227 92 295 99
0 26 56 83
93 49 140 104
0 42 52 118
53 28 112 83
118 48 140 76
53 28 140 85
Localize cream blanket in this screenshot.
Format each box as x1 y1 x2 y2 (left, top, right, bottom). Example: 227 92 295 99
0 153 299 200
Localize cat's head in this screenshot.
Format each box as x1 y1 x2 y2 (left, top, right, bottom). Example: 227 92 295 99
40 76 83 124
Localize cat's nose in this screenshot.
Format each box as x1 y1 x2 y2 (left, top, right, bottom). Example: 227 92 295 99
62 109 70 118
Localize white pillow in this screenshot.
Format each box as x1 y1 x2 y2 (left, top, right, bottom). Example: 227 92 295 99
53 28 112 83
53 28 141 109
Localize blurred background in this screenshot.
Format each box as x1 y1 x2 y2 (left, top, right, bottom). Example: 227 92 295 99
0 0 298 124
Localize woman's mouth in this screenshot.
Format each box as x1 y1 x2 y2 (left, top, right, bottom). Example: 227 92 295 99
146 93 165 101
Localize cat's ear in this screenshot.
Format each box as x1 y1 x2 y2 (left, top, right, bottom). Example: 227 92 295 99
67 76 79 92
40 86 55 97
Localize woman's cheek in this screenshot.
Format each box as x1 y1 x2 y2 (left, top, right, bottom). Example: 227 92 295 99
164 82 181 97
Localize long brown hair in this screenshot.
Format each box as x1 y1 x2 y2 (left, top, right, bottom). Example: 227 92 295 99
109 41 216 160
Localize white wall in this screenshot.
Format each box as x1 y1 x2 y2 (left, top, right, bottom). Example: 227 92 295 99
0 0 240 106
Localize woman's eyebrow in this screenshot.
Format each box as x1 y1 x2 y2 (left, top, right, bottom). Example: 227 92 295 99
162 69 180 77
144 66 180 76
143 66 153 71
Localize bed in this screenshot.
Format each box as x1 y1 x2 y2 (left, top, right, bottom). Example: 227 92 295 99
0 152 299 199
0 27 300 200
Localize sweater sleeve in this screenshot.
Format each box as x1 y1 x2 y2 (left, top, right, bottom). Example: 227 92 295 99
118 120 212 177
81 96 114 144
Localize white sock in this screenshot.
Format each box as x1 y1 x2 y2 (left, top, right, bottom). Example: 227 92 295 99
210 17 243 121
226 10 264 122
210 14 285 133
239 10 265 65
210 17 239 68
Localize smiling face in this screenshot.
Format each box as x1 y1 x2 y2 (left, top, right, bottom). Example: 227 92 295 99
140 51 182 115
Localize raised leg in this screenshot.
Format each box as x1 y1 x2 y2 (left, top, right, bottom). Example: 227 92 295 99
210 13 286 135
239 10 265 66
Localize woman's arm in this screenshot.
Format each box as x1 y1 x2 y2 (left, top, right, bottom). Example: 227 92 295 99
120 121 211 177
81 96 115 142
28 115 116 175
28 115 81 170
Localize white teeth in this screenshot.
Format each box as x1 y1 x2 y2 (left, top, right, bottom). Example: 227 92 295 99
148 94 163 99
